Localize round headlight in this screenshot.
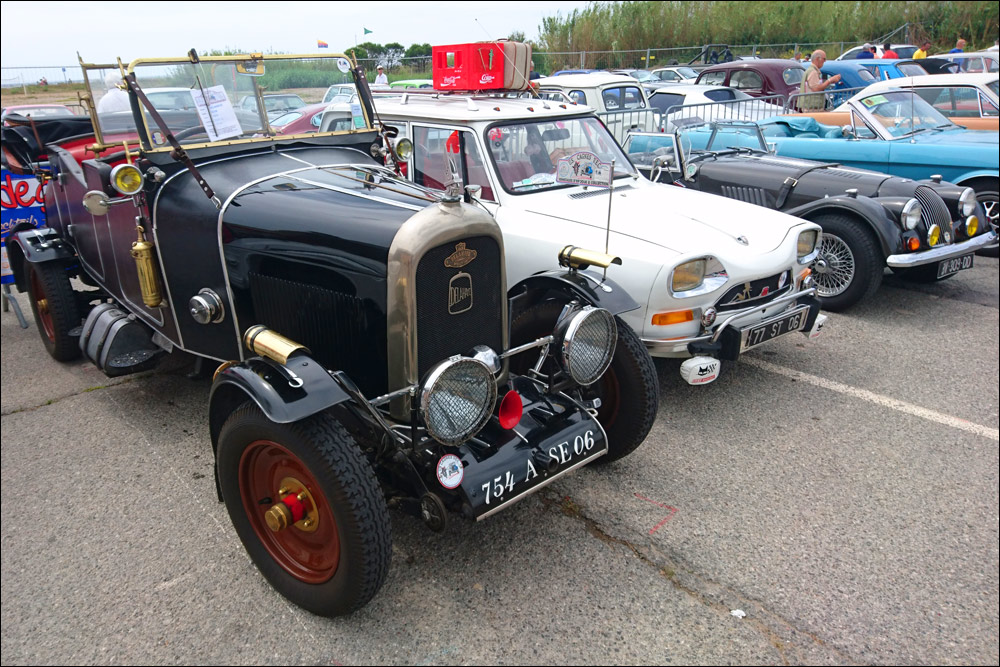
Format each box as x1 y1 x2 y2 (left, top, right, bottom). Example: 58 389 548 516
901 198 921 230
797 229 819 260
556 306 617 386
110 163 144 196
927 224 941 246
394 137 413 161
421 357 497 446
959 187 976 217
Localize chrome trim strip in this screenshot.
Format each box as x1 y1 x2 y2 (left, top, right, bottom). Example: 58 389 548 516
285 174 424 211
885 231 996 267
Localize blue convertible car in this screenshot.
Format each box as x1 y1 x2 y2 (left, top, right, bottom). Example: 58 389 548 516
760 89 999 249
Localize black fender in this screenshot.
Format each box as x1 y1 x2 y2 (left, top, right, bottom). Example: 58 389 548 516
509 269 640 319
786 195 899 258
7 227 77 293
208 353 353 456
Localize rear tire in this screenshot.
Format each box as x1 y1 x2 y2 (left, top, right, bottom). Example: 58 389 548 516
510 301 659 463
809 213 882 311
26 262 81 361
217 403 391 617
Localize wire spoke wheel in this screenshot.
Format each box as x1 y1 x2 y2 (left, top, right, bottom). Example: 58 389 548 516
812 233 856 297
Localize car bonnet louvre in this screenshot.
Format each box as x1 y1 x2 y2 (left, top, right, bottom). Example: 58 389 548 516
568 184 634 199
721 185 769 207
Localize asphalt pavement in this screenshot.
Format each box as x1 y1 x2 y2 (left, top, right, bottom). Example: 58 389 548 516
2 258 997 665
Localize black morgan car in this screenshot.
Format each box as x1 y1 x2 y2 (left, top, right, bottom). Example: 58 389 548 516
1 52 658 616
626 121 996 310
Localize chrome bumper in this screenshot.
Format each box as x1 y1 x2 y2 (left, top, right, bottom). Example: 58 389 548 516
886 231 997 268
641 287 819 355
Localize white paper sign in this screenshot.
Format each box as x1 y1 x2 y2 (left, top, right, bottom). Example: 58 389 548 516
189 85 243 142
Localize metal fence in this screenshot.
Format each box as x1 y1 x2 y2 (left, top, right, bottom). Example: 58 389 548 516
660 94 788 131
784 86 868 112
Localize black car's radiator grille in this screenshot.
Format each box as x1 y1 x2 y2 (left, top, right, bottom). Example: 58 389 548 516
721 185 769 207
715 271 792 312
249 272 385 395
914 185 953 238
416 236 504 380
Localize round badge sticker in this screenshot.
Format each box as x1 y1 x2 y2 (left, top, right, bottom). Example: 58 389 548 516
337 58 351 73
436 454 464 489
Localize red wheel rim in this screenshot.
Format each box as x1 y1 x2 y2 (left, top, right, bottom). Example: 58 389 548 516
30 269 55 342
239 440 340 583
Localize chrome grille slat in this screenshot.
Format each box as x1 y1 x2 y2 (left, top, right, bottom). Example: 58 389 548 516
914 185 952 239
569 184 634 199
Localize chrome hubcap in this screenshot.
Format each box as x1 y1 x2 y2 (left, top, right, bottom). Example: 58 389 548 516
811 234 855 297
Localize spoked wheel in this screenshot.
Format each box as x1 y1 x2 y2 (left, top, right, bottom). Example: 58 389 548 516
975 189 998 258
510 301 659 463
810 213 882 311
26 262 81 361
217 403 391 616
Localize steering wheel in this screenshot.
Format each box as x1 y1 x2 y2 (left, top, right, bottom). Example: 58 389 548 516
173 126 209 141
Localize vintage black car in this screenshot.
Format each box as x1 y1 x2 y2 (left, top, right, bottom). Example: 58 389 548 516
0 52 659 616
625 121 996 310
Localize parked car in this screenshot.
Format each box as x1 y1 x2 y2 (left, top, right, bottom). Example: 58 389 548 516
1 104 75 124
647 84 785 130
321 82 357 103
854 73 999 131
372 93 826 386
819 61 879 92
1 51 659 617
760 89 999 253
859 59 930 80
625 121 995 309
837 44 918 60
550 69 603 76
535 72 660 143
237 93 306 120
695 59 806 102
933 51 999 74
649 66 700 84
272 98 358 135
388 79 433 89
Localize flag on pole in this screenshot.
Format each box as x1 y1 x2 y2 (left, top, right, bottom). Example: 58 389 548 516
363 27 373 35
317 39 329 48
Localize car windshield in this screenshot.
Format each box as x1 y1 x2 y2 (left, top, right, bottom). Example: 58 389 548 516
676 67 698 79
688 122 767 152
897 63 928 77
86 54 367 150
856 90 958 137
989 80 999 98
486 116 636 193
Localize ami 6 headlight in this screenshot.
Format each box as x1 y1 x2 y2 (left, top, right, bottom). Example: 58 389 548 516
671 259 706 294
797 229 819 262
421 356 497 446
901 198 922 230
959 188 976 217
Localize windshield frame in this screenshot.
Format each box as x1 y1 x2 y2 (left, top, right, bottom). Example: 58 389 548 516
483 114 638 196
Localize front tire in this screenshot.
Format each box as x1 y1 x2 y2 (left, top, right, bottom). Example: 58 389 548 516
975 189 998 258
809 213 882 311
510 301 659 463
26 261 81 361
217 403 391 617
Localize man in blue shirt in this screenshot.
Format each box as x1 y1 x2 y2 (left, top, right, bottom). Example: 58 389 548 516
949 38 967 53
857 43 875 60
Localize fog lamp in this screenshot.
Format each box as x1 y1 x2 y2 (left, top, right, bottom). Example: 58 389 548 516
965 215 979 237
421 357 497 446
110 164 144 195
555 306 616 386
394 137 413 161
927 224 941 247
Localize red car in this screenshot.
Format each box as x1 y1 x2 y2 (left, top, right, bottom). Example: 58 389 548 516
695 59 806 102
272 99 357 135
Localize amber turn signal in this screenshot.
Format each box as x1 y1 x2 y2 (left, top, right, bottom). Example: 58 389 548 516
652 310 694 326
906 236 921 252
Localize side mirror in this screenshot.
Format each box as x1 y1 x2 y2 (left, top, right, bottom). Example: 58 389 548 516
82 190 131 216
841 124 855 139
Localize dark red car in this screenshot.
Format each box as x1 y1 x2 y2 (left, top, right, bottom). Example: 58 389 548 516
695 59 806 101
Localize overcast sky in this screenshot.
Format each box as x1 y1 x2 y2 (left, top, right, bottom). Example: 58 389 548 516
0 0 593 69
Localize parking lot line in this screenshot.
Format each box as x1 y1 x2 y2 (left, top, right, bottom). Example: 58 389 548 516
746 357 1000 441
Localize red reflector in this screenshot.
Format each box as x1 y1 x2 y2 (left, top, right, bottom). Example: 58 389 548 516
499 390 523 430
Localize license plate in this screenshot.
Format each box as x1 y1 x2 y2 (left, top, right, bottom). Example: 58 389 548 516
936 254 973 278
740 306 810 352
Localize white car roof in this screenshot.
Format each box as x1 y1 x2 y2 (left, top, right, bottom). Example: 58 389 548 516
373 92 594 124
649 83 736 94
862 72 998 93
932 51 999 60
536 72 647 88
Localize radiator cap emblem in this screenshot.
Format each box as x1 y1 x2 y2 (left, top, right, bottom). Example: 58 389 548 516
445 242 477 268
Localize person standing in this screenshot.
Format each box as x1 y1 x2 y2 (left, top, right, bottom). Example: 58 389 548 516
374 65 388 85
857 43 875 60
798 50 841 110
913 40 933 59
881 43 899 59
949 38 967 53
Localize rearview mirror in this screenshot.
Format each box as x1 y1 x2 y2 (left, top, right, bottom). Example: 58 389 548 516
236 61 265 76
541 128 571 142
